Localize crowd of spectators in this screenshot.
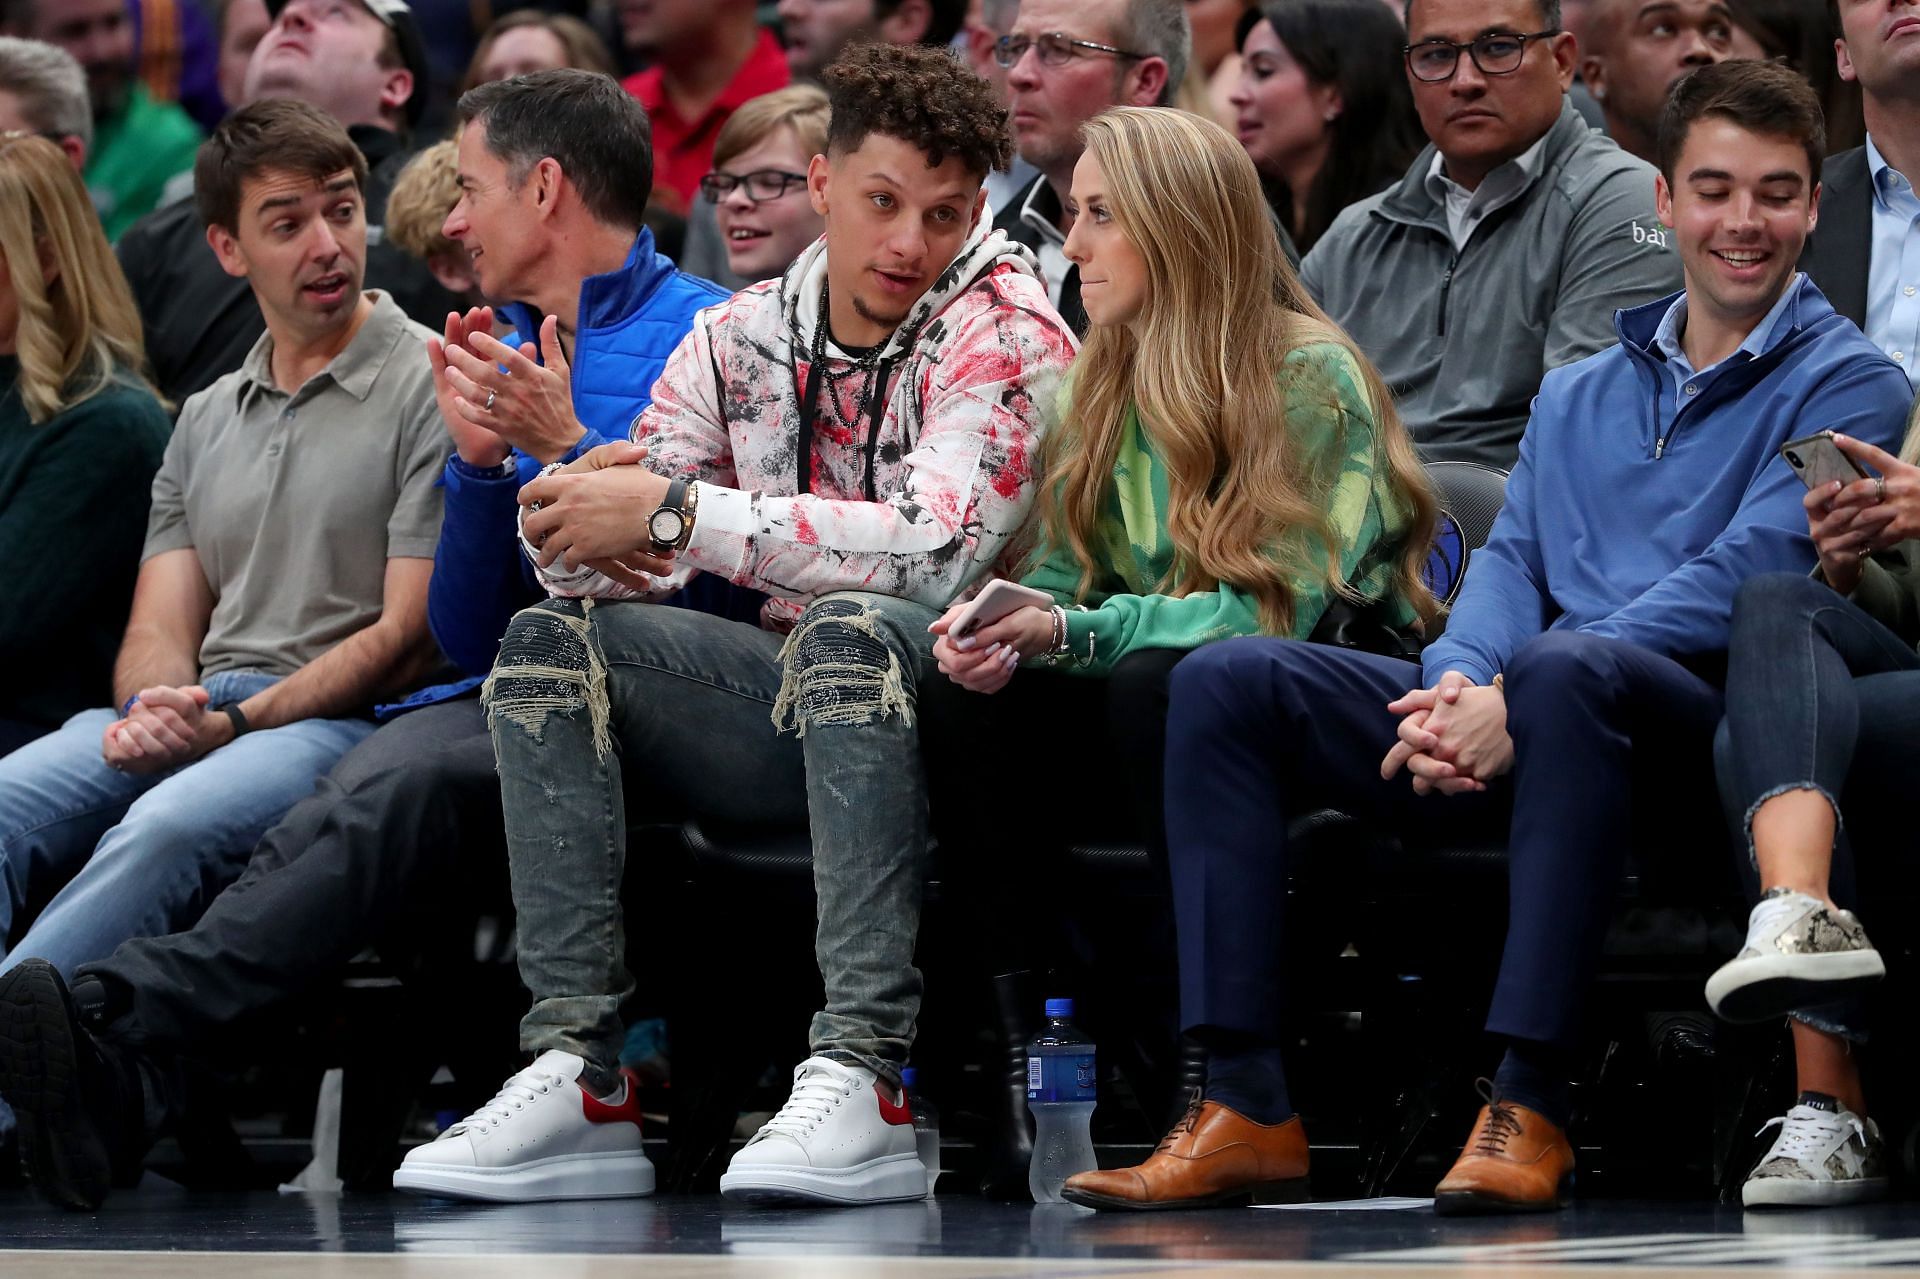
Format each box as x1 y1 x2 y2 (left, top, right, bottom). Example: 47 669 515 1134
0 0 1908 1229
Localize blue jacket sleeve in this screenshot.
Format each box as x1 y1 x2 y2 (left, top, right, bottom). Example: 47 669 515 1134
1420 410 1557 687
1582 362 1911 656
427 429 614 679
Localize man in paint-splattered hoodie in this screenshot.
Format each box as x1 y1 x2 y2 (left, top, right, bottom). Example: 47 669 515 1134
387 44 1076 1208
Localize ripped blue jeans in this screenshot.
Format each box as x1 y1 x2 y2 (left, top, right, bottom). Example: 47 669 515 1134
1716 571 1920 1041
484 591 938 1092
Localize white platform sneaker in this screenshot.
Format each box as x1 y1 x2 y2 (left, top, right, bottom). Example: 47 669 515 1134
720 1056 926 1206
393 1050 656 1202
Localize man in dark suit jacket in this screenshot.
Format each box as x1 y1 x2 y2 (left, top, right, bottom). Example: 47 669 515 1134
1798 0 1919 380
1799 145 1870 330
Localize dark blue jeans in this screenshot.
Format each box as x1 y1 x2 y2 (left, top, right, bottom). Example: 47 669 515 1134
1165 630 1725 1056
1714 571 1920 1040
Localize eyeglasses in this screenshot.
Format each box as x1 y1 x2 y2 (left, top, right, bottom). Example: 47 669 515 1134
993 31 1148 69
699 169 809 203
1402 30 1557 82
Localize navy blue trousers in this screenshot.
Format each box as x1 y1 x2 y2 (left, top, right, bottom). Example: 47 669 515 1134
1166 629 1726 1054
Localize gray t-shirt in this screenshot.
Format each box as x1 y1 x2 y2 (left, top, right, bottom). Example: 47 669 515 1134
144 290 444 680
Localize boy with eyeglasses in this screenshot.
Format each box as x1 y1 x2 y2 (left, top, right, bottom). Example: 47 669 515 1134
702 83 830 286
1300 0 1680 469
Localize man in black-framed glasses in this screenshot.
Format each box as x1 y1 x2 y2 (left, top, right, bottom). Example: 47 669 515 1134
989 0 1190 336
1296 0 1679 470
1403 28 1562 81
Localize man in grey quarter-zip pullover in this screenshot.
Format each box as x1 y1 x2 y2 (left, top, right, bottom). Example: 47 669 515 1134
1300 0 1680 469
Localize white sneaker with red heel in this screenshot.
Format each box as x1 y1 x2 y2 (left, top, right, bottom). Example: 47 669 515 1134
720 1055 927 1205
392 1050 655 1202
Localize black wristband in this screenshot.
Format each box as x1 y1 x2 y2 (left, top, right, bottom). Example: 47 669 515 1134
220 702 251 738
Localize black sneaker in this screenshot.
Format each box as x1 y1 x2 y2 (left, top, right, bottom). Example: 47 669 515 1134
0 960 145 1209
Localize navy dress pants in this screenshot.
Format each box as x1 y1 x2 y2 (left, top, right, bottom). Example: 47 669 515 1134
1166 629 1726 1055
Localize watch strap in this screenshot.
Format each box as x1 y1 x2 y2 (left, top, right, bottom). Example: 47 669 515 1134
220 702 251 738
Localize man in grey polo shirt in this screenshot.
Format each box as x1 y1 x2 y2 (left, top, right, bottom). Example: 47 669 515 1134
1300 0 1680 469
0 99 442 1158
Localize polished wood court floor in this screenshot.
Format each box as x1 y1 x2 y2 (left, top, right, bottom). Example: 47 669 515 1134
3 1185 1920 1277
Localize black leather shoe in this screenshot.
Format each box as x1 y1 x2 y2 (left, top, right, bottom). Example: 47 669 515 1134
979 970 1038 1199
0 960 149 1209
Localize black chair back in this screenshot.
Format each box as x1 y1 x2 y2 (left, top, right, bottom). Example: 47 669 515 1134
1422 460 1510 607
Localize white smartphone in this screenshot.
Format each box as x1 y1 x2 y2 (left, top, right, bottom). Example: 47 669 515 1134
951 579 1055 640
1781 431 1870 491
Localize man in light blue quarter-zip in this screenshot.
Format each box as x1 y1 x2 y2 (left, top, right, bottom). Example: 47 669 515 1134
1069 59 1912 1220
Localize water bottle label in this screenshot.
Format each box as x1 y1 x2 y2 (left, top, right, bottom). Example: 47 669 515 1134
1027 1050 1097 1103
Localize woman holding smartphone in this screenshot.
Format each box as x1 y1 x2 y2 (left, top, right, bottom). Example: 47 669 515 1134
922 106 1435 1192
0 135 168 757
1704 424 1920 1210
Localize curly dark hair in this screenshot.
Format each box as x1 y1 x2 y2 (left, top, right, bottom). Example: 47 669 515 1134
820 42 1012 179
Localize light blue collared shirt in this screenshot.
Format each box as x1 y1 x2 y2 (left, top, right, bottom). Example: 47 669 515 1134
1650 273 1802 438
1423 130 1551 252
1865 133 1920 386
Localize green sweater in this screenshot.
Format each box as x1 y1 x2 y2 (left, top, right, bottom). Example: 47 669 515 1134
0 360 170 730
1847 544 1920 645
1020 341 1420 676
85 85 204 242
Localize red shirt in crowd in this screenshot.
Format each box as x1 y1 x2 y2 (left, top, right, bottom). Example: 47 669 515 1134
623 29 790 216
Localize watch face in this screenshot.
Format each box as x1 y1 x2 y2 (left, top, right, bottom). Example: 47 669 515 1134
650 508 686 544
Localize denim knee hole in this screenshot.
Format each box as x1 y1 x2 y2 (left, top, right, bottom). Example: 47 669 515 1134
481 600 612 759
771 599 912 739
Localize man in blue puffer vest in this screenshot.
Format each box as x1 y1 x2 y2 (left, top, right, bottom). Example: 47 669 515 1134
0 70 738 1207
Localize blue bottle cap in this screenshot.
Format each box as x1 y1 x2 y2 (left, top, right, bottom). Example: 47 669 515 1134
1045 997 1074 1019
900 1067 918 1088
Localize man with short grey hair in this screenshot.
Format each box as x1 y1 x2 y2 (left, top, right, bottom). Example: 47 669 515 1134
992 0 1187 335
0 37 90 171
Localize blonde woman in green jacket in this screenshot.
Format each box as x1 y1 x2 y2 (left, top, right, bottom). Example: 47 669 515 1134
930 105 1434 702
921 107 1435 1193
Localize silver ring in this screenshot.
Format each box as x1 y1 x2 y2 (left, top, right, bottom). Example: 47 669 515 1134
1876 475 1887 503
484 389 497 412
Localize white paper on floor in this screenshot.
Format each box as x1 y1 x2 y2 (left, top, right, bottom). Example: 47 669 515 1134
1256 1196 1434 1211
278 1066 345 1195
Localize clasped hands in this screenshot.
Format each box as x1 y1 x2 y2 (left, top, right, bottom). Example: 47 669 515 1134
928 602 1055 694
1379 670 1512 796
1804 433 1920 595
102 685 232 774
518 441 678 593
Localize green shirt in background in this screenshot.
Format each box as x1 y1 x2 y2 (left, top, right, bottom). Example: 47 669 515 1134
86 84 203 242
1021 340 1422 676
0 358 170 730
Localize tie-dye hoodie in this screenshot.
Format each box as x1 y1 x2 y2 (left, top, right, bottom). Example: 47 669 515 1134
534 220 1078 627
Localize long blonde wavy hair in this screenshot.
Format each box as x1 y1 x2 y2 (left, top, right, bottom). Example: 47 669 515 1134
0 133 158 424
1037 107 1437 636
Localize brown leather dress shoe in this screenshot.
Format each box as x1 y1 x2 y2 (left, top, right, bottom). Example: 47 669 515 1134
1059 1095 1309 1211
1433 1088 1574 1216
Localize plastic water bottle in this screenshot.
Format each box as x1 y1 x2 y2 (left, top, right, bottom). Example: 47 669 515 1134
901 1066 940 1198
1027 997 1097 1203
